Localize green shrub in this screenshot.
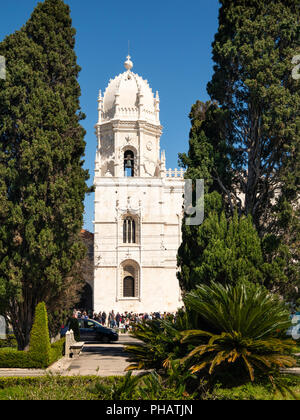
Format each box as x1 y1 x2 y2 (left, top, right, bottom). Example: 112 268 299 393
206 376 300 400
0 375 298 400
0 338 65 369
0 305 65 369
0 334 17 349
29 302 51 368
49 338 65 365
0 348 40 368
181 281 296 386
125 310 194 372
89 371 195 400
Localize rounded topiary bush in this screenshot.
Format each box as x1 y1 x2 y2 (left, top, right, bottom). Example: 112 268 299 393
29 302 51 368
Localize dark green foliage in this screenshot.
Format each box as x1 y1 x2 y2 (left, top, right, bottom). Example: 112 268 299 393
69 318 80 342
125 312 195 372
47 309 71 341
0 334 17 349
207 0 300 233
89 371 195 401
205 376 300 400
125 313 201 396
0 337 65 368
179 101 232 195
0 375 197 401
178 0 300 300
89 372 145 401
0 348 39 369
125 281 297 396
0 0 89 349
209 0 300 300
29 302 51 368
178 205 267 292
0 374 299 400
181 282 296 386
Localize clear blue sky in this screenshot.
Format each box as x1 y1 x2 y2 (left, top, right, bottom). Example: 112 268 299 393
0 0 220 232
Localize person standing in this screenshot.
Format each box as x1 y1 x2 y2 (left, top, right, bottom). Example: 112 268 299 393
116 312 121 328
109 310 116 328
102 311 107 326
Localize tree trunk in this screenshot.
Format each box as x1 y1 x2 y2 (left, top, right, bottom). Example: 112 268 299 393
9 296 35 351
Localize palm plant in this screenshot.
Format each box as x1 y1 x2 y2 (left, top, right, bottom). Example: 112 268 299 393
89 371 153 400
181 281 296 385
125 319 182 371
125 310 194 372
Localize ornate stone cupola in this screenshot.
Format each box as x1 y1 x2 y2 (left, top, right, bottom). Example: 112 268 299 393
94 56 165 178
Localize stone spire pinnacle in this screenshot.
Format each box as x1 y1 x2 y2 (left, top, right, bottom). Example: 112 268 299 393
124 55 133 71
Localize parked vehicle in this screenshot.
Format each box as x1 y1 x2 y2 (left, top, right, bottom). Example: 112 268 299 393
61 318 119 343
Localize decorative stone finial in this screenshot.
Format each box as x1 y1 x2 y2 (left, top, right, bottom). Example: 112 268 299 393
124 55 133 71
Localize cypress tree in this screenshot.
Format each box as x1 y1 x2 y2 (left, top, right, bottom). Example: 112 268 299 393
178 0 299 299
0 0 89 349
207 0 299 234
177 191 270 293
208 0 300 300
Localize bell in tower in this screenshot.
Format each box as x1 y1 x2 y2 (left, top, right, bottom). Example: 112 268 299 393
124 150 134 177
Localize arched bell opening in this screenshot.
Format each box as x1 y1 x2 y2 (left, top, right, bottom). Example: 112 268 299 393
124 150 134 177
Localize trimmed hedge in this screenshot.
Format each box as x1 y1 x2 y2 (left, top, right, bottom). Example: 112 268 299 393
0 334 17 349
49 338 65 365
0 302 65 369
0 348 41 369
0 338 65 368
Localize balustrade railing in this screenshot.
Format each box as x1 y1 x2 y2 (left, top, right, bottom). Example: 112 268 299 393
165 168 185 178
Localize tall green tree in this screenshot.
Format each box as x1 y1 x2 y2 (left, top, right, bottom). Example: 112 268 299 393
208 1 300 300
178 0 299 299
207 0 299 234
0 0 89 349
178 204 267 293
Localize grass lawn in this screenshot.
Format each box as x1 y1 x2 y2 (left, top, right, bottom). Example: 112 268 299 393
0 376 114 400
0 375 300 400
210 375 300 400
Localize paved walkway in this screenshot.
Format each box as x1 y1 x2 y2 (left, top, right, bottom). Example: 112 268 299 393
0 369 46 378
55 334 139 377
0 334 140 378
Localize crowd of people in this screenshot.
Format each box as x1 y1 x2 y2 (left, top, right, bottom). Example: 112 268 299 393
72 309 177 331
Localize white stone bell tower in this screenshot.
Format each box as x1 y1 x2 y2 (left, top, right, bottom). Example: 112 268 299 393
93 56 185 314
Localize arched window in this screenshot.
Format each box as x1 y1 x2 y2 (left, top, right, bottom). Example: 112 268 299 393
124 150 134 177
123 276 135 297
123 217 136 244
